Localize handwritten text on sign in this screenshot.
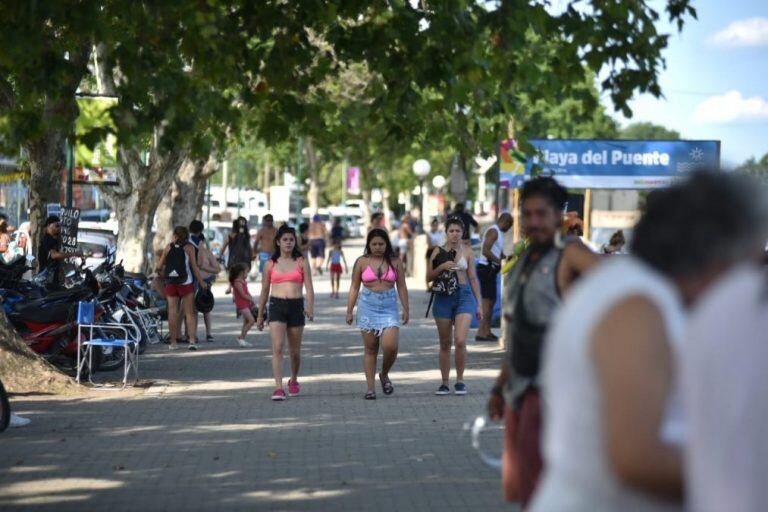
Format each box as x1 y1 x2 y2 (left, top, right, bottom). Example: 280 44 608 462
60 207 81 254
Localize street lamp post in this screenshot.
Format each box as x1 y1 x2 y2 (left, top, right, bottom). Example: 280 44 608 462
412 159 431 232
431 174 447 219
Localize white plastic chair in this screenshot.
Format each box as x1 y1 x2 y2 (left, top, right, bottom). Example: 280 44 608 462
76 301 139 388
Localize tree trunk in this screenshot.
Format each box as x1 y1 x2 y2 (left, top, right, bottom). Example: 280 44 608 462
153 155 219 255
450 153 468 204
26 132 67 252
105 147 186 273
304 138 320 212
0 313 79 395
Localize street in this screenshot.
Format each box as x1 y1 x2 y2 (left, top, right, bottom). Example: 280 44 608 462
0 240 513 512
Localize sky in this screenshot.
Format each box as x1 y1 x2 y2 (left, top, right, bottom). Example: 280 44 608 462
607 0 768 166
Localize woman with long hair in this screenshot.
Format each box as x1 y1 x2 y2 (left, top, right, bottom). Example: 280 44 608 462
256 225 315 401
346 228 409 399
427 217 482 395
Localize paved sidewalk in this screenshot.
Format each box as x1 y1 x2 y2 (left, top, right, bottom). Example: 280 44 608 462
0 241 514 511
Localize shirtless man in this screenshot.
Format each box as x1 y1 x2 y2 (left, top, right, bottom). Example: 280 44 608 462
253 214 277 277
308 214 328 275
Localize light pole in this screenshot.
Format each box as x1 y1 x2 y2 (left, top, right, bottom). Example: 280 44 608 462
431 174 446 220
412 159 431 232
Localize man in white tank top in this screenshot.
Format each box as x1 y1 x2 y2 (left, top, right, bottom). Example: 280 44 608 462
475 212 512 341
682 263 768 512
529 171 768 512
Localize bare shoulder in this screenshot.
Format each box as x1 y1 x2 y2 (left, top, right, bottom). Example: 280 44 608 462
592 294 666 355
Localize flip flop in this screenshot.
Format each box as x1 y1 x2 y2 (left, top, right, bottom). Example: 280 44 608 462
379 373 394 395
364 391 376 400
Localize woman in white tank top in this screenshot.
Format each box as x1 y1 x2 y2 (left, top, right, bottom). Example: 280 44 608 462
529 171 767 511
530 257 685 512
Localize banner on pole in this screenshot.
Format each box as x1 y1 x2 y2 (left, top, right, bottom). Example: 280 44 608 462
346 167 361 195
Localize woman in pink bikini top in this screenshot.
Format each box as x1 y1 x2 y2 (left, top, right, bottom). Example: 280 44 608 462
346 228 409 400
256 225 315 402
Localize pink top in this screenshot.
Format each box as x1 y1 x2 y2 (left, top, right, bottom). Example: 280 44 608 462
269 258 305 284
361 264 397 283
232 278 252 310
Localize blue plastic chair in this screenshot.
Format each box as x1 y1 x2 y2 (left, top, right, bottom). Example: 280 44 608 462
76 301 139 388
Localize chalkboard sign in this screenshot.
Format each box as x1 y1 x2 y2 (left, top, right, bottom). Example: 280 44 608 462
60 207 81 254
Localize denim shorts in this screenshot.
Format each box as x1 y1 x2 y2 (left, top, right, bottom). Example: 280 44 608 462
433 283 476 319
357 287 400 335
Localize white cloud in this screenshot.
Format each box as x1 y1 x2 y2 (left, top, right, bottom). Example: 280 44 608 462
694 91 768 124
711 17 768 47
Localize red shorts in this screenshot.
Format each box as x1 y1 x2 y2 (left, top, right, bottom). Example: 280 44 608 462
165 282 194 297
330 263 343 274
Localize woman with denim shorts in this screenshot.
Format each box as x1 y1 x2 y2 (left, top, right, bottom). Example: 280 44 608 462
427 217 483 396
256 225 315 401
346 228 409 400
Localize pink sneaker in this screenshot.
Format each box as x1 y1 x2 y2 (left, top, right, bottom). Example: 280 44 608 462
271 389 286 401
287 379 301 397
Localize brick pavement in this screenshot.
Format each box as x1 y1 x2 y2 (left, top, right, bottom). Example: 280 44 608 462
0 240 516 511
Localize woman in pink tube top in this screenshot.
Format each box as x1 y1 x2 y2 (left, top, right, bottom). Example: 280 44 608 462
346 228 409 400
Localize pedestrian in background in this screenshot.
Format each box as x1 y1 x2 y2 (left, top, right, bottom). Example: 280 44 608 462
325 240 348 299
230 262 255 348
601 229 626 254
298 222 310 258
427 217 483 396
257 225 315 401
221 216 253 293
308 214 327 275
475 212 513 342
189 220 219 343
157 226 208 351
451 203 478 244
253 214 277 278
346 228 409 400
331 217 344 244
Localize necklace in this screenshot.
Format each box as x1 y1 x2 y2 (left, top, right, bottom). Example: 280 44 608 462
369 256 385 280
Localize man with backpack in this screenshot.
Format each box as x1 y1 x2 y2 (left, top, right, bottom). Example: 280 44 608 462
156 226 208 351
486 178 598 505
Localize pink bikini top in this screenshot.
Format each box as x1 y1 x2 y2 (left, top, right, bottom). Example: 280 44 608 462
269 258 304 284
361 263 397 283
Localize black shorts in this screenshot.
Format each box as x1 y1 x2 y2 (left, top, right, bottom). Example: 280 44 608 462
268 297 305 327
477 263 500 301
310 239 325 258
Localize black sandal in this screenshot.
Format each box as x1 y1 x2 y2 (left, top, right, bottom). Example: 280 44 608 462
379 373 394 395
364 391 376 400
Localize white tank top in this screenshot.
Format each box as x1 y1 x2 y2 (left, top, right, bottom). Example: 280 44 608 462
476 225 503 266
530 257 685 512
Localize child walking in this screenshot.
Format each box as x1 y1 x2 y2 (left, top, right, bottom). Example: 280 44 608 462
326 241 348 299
230 262 255 347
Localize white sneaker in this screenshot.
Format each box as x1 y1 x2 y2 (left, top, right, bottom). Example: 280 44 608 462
10 414 31 428
236 338 252 347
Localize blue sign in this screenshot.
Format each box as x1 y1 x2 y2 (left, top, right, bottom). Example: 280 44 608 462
500 139 720 189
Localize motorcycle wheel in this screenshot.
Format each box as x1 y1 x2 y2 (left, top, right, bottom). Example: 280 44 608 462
0 379 10 433
98 347 126 372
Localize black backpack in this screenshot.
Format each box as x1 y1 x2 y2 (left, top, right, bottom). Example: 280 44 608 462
164 242 189 284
